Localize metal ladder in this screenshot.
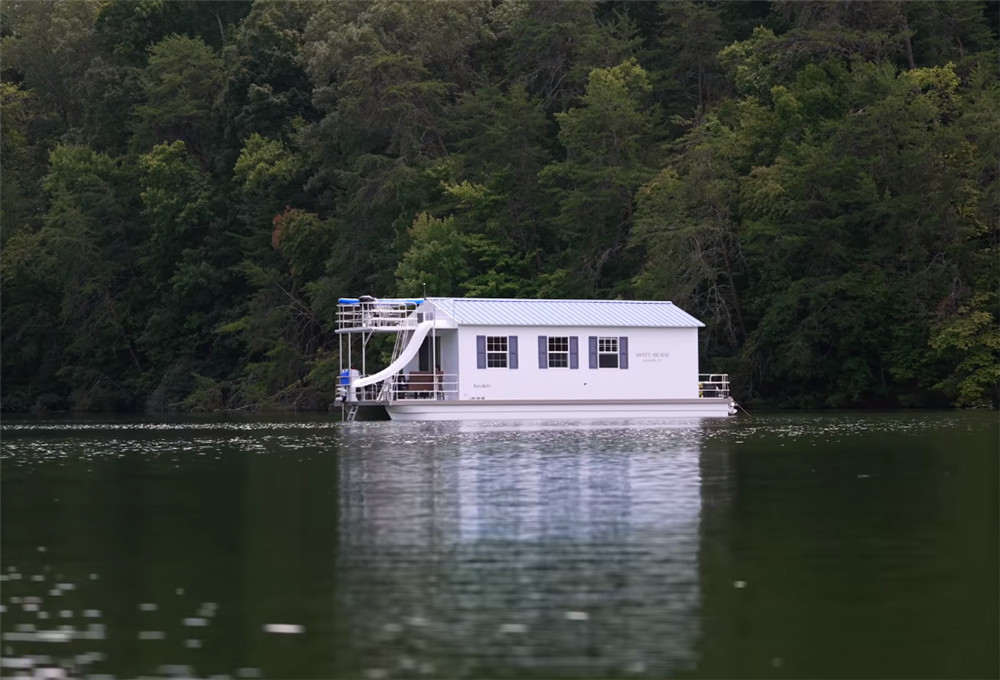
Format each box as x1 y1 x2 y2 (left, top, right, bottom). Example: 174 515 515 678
379 328 410 401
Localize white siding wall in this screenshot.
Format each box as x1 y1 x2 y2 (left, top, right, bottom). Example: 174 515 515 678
438 331 459 377
455 326 700 400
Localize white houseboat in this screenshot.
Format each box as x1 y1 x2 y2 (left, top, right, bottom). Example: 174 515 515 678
335 296 736 421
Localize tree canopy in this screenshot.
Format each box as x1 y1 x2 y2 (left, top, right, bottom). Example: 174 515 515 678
2 0 997 412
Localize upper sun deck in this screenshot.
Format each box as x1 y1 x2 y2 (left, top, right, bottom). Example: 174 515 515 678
336 297 456 333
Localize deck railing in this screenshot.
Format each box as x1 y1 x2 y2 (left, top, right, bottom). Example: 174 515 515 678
344 372 458 402
385 372 458 401
698 374 730 398
336 299 424 331
350 372 729 401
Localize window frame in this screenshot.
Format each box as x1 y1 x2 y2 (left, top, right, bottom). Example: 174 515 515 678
547 336 570 369
597 336 619 369
485 335 509 369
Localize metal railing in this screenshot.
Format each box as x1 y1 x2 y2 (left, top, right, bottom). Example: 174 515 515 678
336 299 424 331
383 372 458 401
698 374 730 398
339 372 458 402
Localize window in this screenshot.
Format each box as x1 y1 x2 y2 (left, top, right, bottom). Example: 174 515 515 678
548 336 569 368
486 336 508 368
589 336 627 369
597 337 619 368
538 336 579 369
478 335 518 369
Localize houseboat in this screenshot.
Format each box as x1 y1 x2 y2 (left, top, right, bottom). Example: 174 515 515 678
334 296 736 421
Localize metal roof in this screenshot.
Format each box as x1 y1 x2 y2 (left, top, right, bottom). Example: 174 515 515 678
426 298 704 328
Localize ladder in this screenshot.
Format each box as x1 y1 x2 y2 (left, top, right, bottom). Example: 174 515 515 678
379 328 410 401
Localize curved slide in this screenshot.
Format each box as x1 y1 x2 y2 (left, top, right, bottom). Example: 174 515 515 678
351 320 435 394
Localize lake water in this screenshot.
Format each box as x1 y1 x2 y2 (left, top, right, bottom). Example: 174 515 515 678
1 412 996 679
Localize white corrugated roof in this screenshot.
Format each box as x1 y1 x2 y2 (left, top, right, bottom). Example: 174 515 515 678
426 298 704 328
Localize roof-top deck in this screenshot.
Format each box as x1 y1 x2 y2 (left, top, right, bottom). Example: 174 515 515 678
336 297 442 333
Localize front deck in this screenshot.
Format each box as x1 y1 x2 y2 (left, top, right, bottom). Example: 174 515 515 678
338 373 733 420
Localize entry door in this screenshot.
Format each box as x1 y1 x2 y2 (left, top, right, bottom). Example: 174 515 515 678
418 337 442 372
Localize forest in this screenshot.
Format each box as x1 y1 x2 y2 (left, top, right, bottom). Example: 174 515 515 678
1 0 997 413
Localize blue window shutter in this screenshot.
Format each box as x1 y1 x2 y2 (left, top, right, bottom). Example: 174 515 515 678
589 336 598 369
569 337 579 369
476 335 486 369
509 336 518 369
538 336 548 369
619 336 629 369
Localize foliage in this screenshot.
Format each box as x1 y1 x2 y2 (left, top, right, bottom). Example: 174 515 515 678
132 35 224 161
395 213 470 297
1 0 997 412
541 58 661 296
0 0 101 128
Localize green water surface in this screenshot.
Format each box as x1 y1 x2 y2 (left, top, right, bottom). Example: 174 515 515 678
1 412 997 679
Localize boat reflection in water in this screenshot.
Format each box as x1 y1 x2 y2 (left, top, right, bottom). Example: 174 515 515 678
334 419 706 678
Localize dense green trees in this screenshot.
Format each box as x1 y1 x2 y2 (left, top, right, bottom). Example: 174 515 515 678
634 10 998 408
1 0 996 412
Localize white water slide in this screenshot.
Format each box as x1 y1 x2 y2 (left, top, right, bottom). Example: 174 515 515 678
350 320 435 396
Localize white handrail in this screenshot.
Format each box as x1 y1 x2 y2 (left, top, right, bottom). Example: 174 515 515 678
337 299 423 331
357 373 459 403
698 374 730 398
388 372 458 401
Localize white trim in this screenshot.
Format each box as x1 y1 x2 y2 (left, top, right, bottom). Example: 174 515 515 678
597 336 619 368
485 335 508 369
547 336 570 369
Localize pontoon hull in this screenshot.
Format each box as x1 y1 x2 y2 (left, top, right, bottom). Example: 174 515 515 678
385 398 735 421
